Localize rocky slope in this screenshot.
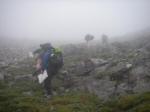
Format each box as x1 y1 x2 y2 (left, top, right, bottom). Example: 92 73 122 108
59 34 150 99
0 30 150 111
0 32 150 98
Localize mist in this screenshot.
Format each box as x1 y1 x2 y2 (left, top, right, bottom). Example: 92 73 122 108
0 0 150 45
1 1 150 109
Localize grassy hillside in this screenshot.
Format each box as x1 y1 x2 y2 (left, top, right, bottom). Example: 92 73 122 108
0 81 150 112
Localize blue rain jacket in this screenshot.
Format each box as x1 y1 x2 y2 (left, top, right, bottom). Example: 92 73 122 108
41 48 52 70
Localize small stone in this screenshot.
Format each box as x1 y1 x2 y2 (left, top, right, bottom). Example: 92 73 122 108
126 63 132 68
0 73 4 80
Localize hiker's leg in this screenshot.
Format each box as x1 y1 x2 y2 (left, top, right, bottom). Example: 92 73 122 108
44 73 53 95
44 64 59 95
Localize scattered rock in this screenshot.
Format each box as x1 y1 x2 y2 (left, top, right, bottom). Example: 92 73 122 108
90 58 108 67
14 74 33 81
22 91 33 96
0 72 4 80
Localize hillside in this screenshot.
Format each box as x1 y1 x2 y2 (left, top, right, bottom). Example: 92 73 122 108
0 30 150 112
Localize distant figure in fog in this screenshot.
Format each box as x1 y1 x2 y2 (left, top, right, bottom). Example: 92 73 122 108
101 34 109 46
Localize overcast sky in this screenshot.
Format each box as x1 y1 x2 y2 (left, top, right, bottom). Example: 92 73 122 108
0 0 150 44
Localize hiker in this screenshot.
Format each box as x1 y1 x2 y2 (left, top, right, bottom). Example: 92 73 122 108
33 43 63 97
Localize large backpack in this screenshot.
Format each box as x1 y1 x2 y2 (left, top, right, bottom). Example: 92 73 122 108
49 48 63 68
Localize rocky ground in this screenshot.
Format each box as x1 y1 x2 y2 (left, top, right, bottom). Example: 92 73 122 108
0 32 150 112
59 36 150 99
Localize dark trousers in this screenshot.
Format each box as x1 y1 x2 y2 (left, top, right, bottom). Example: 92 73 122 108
44 66 59 95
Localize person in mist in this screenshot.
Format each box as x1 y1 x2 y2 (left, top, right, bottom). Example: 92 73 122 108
33 43 63 97
101 34 109 46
